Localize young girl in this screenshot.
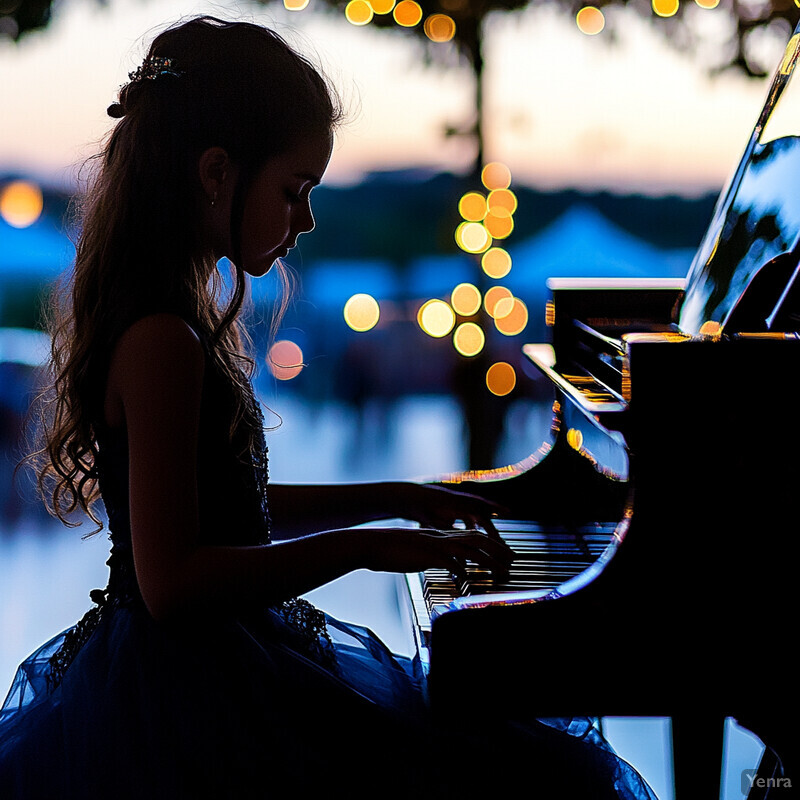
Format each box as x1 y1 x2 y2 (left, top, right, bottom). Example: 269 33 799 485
0 17 656 799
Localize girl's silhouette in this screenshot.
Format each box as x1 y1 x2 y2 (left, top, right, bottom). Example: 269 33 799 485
0 17 656 799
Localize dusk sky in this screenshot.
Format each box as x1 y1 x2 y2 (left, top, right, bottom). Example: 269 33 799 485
0 0 788 196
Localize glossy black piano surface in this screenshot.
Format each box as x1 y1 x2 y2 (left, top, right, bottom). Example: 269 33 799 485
403 21 800 800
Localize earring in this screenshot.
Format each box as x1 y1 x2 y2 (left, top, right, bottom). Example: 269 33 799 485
210 192 218 208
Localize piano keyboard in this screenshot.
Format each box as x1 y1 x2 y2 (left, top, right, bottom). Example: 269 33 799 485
404 519 617 661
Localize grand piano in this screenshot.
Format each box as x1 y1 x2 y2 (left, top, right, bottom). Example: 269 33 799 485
404 22 800 800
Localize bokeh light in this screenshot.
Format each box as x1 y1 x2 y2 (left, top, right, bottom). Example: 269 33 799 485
484 210 514 239
576 7 605 35
418 299 456 337
481 247 512 279
487 188 517 216
458 191 487 222
423 13 456 42
450 283 481 316
344 293 381 331
283 0 310 9
481 162 511 191
370 0 397 12
484 286 513 318
694 0 719 6
346 0 374 25
393 0 423 26
0 180 44 228
453 322 485 357
494 298 529 335
652 0 679 17
455 221 491 253
267 340 304 381
486 362 516 396
493 294 515 320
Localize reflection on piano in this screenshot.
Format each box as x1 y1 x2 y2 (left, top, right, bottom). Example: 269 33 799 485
403 23 800 800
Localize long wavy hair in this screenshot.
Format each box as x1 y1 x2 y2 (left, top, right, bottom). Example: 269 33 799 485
26 16 343 529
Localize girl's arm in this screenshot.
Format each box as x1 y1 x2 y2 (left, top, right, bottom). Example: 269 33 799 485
110 314 512 622
267 482 505 540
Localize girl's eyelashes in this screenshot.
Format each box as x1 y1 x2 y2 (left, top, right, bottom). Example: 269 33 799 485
285 190 302 203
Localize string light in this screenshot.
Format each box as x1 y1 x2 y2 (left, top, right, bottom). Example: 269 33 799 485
450 283 481 316
453 322 485 357
267 341 304 380
652 0 679 17
423 14 456 42
486 362 516 396
576 6 605 35
482 248 512 279
393 0 423 26
418 299 456 337
345 0 374 25
0 180 43 228
344 293 380 331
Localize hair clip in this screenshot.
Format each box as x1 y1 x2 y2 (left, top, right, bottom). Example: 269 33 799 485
128 56 184 83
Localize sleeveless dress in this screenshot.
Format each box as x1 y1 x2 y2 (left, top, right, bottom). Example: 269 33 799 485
0 339 658 800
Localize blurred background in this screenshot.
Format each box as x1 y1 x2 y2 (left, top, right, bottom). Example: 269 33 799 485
1 0 793 796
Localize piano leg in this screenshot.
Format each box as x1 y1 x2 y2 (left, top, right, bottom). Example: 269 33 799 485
670 715 725 800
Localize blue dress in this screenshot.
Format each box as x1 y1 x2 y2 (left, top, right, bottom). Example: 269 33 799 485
0 340 658 799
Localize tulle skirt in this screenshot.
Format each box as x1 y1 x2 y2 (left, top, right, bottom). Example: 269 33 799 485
0 601 657 799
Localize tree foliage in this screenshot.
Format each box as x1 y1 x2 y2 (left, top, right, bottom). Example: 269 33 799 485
4 0 800 80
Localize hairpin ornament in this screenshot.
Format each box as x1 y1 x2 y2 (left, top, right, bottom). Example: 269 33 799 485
128 56 184 83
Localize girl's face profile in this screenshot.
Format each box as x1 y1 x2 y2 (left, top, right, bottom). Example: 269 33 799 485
238 133 333 277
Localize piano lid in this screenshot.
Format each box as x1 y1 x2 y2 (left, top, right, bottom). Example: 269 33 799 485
678 23 800 336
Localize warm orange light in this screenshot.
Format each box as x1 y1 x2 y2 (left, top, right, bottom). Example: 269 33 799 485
693 0 719 7
484 210 514 240
458 191 487 222
494 298 529 336
450 283 481 316
487 188 517 217
652 0 678 16
346 0 374 24
576 6 605 35
486 362 516 396
283 0 310 9
481 162 511 191
455 221 491 254
370 0 396 12
268 340 304 380
566 428 584 450
424 13 456 42
481 248 512 279
493 295 515 320
418 299 456 337
484 286 513 318
453 322 485 357
0 180 44 228
393 0 423 26
344 293 380 331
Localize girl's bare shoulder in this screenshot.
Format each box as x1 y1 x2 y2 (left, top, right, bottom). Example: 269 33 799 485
115 313 203 362
109 313 205 394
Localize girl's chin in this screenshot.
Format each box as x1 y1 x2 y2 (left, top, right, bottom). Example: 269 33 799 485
245 259 277 278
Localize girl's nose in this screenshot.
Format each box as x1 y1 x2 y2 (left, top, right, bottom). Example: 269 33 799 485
294 201 315 236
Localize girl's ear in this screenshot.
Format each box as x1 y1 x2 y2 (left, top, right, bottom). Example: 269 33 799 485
198 147 233 206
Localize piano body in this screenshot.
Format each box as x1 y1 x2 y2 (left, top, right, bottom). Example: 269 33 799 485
404 23 800 799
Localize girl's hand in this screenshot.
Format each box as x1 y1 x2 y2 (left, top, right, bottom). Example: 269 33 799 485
357 526 514 580
398 483 508 541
